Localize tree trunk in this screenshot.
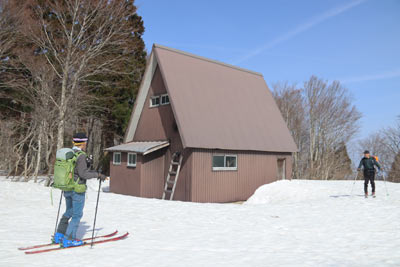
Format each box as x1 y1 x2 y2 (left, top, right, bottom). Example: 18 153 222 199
33 123 43 183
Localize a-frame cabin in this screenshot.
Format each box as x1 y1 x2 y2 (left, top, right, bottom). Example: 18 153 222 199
106 44 297 203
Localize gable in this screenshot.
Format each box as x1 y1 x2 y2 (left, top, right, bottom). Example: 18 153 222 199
133 66 180 143
124 52 158 142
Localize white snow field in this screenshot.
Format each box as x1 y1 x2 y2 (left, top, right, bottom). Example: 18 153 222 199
1 177 400 267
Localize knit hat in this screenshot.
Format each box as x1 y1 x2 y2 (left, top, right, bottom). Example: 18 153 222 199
363 150 370 154
73 132 88 144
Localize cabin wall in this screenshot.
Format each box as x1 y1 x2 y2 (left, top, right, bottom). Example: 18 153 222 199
168 148 193 201
189 149 292 203
109 153 141 196
285 156 292 180
141 149 166 198
133 66 188 201
134 66 182 149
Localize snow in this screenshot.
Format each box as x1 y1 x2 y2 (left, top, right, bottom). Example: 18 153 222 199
1 177 400 267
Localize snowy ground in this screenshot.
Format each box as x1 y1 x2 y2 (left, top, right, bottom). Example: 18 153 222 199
1 177 399 267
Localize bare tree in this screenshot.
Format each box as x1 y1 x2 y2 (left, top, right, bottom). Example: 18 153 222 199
19 0 143 150
386 116 400 182
0 0 23 174
0 0 16 69
303 76 361 179
382 116 400 157
0 0 144 181
272 82 307 179
272 76 361 180
357 132 391 171
358 116 400 176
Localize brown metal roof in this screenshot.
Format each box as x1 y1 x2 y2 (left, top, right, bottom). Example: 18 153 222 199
153 44 297 153
125 44 295 153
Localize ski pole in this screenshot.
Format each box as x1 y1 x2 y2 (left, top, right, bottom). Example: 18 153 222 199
91 179 102 248
53 191 63 237
350 171 359 195
382 172 389 196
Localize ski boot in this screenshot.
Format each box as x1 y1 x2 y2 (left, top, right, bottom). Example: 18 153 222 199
364 193 368 198
371 192 376 198
62 238 84 248
52 232 64 244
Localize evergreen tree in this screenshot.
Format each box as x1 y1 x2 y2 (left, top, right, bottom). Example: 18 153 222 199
91 12 147 146
0 0 147 176
388 151 400 183
330 143 353 180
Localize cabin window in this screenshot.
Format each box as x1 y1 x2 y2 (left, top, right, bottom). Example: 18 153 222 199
161 94 170 105
212 154 237 171
127 153 137 167
150 96 160 107
113 152 121 165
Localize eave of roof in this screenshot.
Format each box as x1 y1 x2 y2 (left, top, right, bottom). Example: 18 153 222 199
105 141 170 155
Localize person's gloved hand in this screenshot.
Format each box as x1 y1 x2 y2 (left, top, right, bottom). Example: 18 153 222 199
98 173 107 182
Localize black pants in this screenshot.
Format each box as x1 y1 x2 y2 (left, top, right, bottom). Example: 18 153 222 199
364 170 375 194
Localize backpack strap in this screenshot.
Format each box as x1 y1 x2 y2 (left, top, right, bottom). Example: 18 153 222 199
72 151 86 162
71 151 87 183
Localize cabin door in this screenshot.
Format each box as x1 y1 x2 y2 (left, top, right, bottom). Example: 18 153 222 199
277 158 286 180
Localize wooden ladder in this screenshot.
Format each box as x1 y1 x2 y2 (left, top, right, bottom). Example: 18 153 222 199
162 152 183 200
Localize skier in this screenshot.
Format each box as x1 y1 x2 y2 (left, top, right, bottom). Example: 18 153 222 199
357 150 381 197
53 133 107 247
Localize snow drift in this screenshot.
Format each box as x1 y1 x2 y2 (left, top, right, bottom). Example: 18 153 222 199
246 179 354 205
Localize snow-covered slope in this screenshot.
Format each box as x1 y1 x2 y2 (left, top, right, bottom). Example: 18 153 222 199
1 177 399 267
246 179 379 204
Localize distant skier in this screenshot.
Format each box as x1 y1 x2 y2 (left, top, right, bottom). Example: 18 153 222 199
358 150 381 197
53 133 107 247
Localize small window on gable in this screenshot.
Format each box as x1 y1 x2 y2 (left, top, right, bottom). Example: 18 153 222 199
212 154 237 171
150 96 160 107
113 152 121 165
161 94 170 105
127 153 137 167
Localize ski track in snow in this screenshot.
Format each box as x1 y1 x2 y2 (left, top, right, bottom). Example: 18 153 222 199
1 177 399 267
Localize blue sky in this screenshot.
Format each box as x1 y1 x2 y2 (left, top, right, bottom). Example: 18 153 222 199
136 0 400 141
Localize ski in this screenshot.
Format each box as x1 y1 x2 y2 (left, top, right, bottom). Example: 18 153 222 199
19 230 118 251
25 232 129 254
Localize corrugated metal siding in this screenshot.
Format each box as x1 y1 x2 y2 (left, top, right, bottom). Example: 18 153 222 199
109 152 141 196
285 156 292 180
132 65 187 200
168 148 193 201
184 149 193 201
141 149 165 198
134 66 180 143
190 149 292 203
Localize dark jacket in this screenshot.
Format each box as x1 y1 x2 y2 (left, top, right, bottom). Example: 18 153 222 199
358 157 381 171
73 152 99 184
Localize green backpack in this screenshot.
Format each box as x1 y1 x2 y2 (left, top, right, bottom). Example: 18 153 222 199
53 148 86 193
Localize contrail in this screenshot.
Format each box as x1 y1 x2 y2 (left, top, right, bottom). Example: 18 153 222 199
341 69 400 83
234 0 366 64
